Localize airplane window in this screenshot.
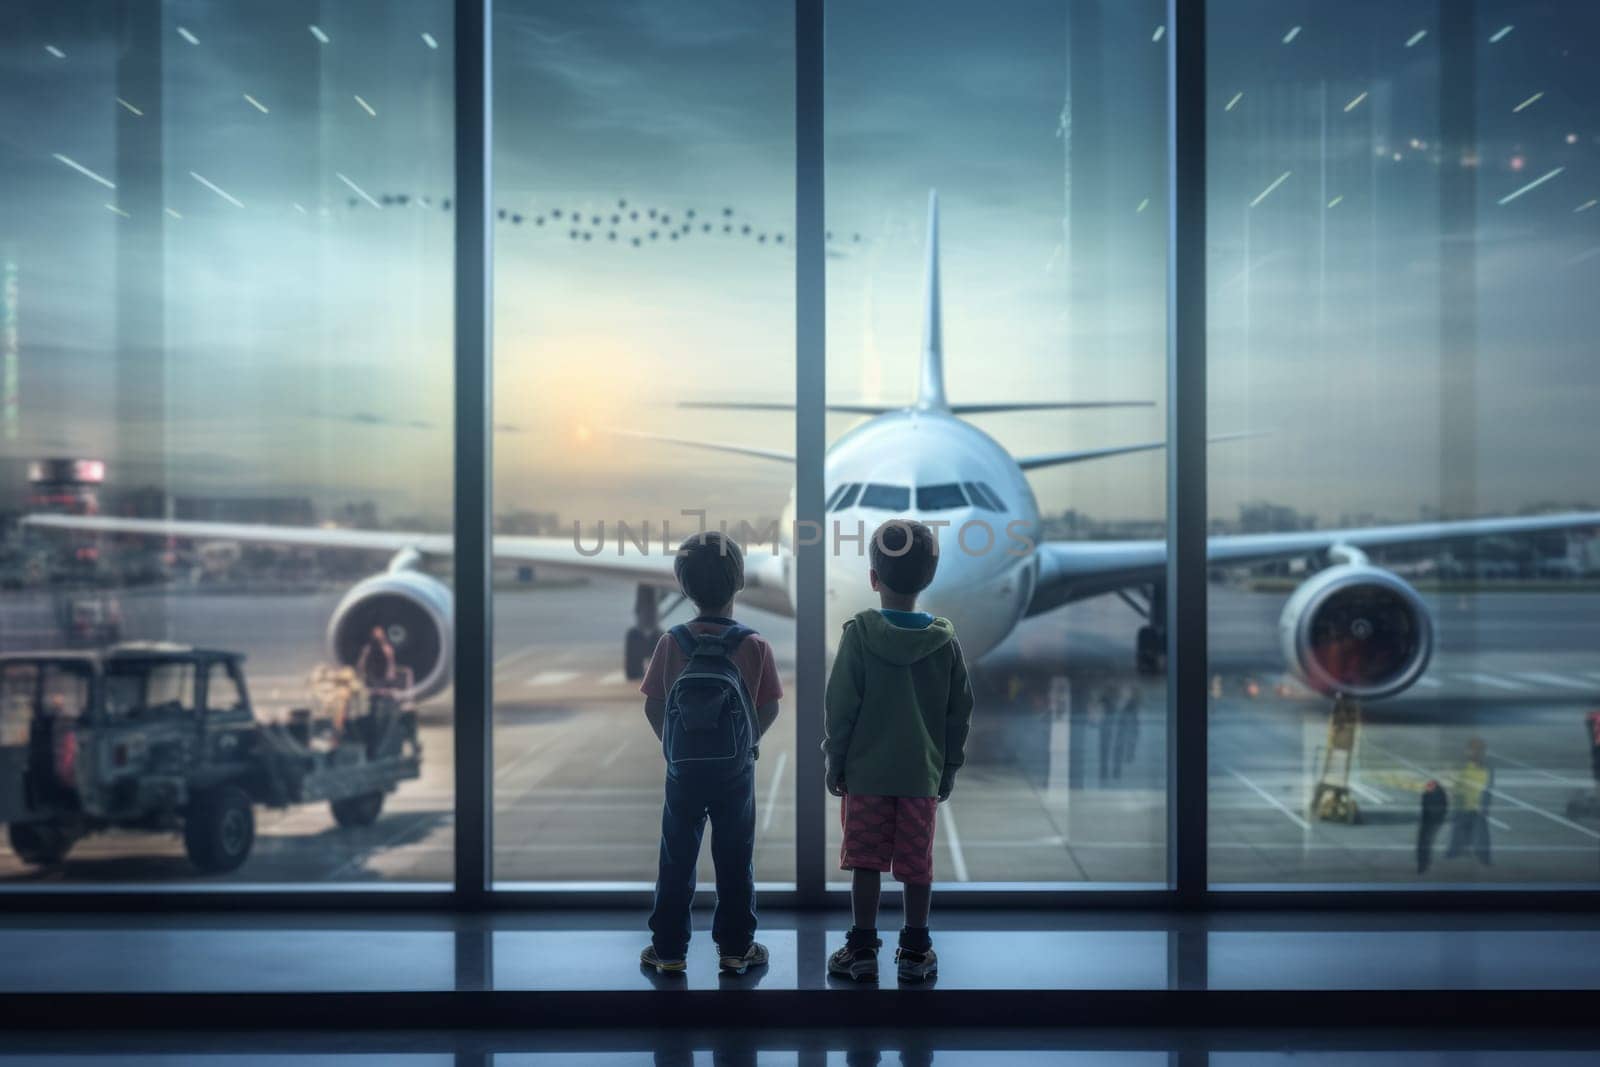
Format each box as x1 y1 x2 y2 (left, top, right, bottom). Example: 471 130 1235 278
916 483 968 511
833 483 862 511
977 482 1006 511
962 481 1000 512
824 484 849 510
858 484 910 511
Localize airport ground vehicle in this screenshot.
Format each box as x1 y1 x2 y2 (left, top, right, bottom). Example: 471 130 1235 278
0 645 421 874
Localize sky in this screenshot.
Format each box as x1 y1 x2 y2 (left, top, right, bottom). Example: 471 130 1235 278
2 0 1598 531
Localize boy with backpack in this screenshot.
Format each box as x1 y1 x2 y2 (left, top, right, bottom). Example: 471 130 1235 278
639 531 782 976
824 519 974 983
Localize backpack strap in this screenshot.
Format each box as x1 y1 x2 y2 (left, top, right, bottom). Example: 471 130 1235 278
718 624 755 654
667 624 698 658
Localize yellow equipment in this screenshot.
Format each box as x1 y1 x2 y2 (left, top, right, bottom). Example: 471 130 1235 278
1310 694 1362 823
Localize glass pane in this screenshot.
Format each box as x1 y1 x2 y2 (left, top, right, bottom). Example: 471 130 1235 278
1 2 454 885
1207 1 1600 885
916 483 969 512
491 0 796 886
824 0 1169 886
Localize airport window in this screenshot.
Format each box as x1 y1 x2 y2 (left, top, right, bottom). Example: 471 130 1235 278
858 484 911 512
488 0 796 888
915 483 968 512
824 0 1169 887
1205 2 1600 887
4 0 1594 905
0 1 456 886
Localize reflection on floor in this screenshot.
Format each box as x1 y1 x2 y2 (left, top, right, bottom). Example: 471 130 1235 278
3 1031 1600 1064
1 909 1598 994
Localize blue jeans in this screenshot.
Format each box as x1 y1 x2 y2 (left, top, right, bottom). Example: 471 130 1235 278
649 760 757 958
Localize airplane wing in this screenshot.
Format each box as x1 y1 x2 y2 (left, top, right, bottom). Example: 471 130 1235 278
1016 432 1259 472
20 514 793 616
1026 510 1600 616
608 428 794 464
681 400 1153 416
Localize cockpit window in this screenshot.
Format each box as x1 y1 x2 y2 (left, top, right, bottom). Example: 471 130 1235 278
964 481 1004 511
916 483 968 511
832 483 862 511
824 484 849 510
858 484 910 511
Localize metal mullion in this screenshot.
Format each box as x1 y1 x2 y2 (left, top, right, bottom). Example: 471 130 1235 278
1166 0 1208 905
793 0 827 908
453 0 493 908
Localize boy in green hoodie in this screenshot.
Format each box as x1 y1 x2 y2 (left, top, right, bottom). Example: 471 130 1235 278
824 519 974 983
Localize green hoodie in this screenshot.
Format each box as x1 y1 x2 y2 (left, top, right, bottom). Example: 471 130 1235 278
823 609 975 798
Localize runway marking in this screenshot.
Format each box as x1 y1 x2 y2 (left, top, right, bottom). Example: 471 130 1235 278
1226 767 1311 830
1348 779 1388 805
600 736 632 768
599 670 626 685
1369 742 1598 841
527 670 580 687
1413 676 1443 689
941 802 970 882
1459 672 1530 692
1513 672 1594 691
760 751 788 834
494 642 542 669
1492 750 1592 789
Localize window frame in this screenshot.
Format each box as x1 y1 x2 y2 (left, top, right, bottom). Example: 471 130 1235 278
6 0 1594 913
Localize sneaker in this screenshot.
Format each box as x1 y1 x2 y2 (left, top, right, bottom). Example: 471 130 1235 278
640 945 687 975
828 937 882 982
717 941 769 975
895 944 938 983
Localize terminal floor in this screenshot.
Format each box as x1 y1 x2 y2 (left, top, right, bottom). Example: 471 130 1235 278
1 909 1597 1033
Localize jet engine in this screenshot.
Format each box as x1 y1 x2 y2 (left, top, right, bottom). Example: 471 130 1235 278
1278 562 1433 700
325 568 454 702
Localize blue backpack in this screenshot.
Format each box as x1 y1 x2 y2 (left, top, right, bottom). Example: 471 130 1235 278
663 623 759 771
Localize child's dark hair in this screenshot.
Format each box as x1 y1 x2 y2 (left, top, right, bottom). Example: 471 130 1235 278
674 531 745 611
870 520 939 596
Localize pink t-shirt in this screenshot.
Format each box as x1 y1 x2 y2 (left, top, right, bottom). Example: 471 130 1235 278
640 619 783 709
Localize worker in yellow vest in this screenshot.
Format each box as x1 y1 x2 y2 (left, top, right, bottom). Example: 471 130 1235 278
1444 737 1494 867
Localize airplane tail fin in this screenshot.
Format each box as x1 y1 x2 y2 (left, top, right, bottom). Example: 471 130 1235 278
916 190 948 412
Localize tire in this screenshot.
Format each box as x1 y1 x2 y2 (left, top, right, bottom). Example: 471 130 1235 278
7 822 73 866
184 785 256 874
331 791 385 828
625 626 658 680
1135 626 1165 676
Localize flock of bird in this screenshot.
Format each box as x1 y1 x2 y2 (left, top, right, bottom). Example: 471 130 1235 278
348 192 864 250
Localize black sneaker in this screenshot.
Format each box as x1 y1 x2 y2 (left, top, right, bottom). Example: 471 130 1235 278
895 944 938 983
828 937 882 982
718 941 769 975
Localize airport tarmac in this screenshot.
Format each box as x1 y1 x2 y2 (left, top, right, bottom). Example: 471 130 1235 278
1 579 1597 887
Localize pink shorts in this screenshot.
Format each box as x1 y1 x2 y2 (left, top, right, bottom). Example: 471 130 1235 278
839 793 938 885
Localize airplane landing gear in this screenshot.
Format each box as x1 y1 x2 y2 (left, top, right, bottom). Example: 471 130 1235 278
1132 583 1166 676
624 585 662 680
625 585 687 680
1136 625 1165 676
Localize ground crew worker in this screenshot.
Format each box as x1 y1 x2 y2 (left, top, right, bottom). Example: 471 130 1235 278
1445 737 1494 866
1587 709 1600 797
1417 779 1449 873
356 625 397 691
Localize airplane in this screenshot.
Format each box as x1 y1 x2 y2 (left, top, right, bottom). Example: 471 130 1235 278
24 192 1600 708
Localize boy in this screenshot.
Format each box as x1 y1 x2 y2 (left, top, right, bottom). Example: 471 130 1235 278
639 531 782 976
823 519 974 983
